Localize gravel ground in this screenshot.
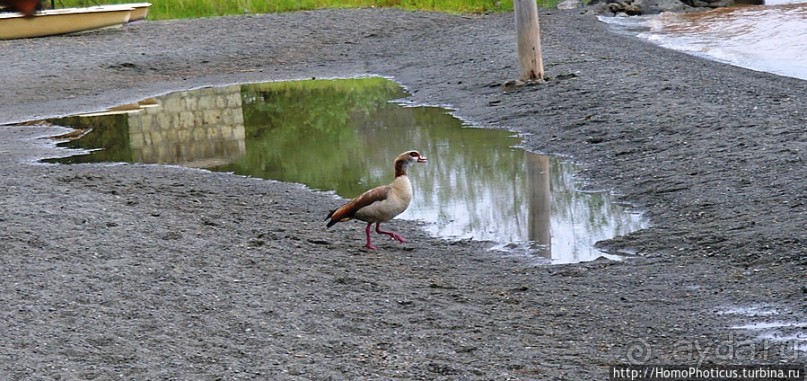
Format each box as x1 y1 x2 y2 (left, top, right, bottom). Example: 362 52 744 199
0 7 804 380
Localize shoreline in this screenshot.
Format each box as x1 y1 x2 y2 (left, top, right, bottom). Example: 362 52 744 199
0 7 804 379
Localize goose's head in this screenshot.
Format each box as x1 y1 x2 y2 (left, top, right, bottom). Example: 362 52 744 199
394 150 428 176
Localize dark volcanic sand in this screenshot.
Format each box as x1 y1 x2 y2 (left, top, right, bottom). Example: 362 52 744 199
0 7 805 380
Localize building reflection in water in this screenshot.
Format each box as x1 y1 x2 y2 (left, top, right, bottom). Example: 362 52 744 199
48 85 246 168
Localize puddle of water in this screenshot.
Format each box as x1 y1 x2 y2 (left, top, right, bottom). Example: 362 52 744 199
717 306 781 317
42 77 647 264
599 1 807 81
731 321 807 330
719 306 807 353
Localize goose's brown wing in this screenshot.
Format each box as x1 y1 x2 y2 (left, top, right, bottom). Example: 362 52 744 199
325 185 391 227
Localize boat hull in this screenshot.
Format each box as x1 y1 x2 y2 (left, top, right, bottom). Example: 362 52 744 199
0 5 133 39
125 2 151 21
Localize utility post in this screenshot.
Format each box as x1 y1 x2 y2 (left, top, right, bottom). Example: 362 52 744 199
514 0 545 81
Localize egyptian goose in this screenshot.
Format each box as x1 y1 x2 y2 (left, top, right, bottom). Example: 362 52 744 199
325 150 428 249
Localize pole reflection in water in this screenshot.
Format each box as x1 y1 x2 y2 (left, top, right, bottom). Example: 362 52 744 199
527 153 552 258
44 77 647 264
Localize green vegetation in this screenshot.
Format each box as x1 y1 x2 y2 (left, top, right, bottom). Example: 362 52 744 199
43 114 133 164
49 0 571 20
234 77 412 195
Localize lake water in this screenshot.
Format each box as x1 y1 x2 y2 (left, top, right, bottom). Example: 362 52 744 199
599 0 807 80
43 77 648 264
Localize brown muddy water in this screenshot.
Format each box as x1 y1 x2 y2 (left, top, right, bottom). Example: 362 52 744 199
600 0 807 80
42 77 647 264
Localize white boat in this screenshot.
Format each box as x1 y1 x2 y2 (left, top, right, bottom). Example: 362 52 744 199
0 4 134 40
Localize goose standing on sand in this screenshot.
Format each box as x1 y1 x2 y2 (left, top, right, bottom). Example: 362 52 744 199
325 150 428 250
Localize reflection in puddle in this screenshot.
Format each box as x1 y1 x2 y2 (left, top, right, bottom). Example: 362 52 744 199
46 86 246 168
43 77 647 264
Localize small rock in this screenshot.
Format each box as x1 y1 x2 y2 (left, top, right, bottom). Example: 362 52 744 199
161 232 182 240
558 0 583 9
455 345 478 353
429 282 457 290
502 79 526 91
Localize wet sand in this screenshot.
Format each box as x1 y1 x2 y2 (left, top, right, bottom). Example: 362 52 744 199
0 7 804 379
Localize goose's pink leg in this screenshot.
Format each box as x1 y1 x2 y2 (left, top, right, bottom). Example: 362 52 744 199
364 222 377 250
376 223 406 243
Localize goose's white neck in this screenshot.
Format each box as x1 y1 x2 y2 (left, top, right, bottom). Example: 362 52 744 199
391 175 413 205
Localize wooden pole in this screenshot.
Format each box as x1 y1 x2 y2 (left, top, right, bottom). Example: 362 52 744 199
514 0 545 81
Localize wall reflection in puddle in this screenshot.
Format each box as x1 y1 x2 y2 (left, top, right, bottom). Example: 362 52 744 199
48 85 246 168
45 77 648 264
